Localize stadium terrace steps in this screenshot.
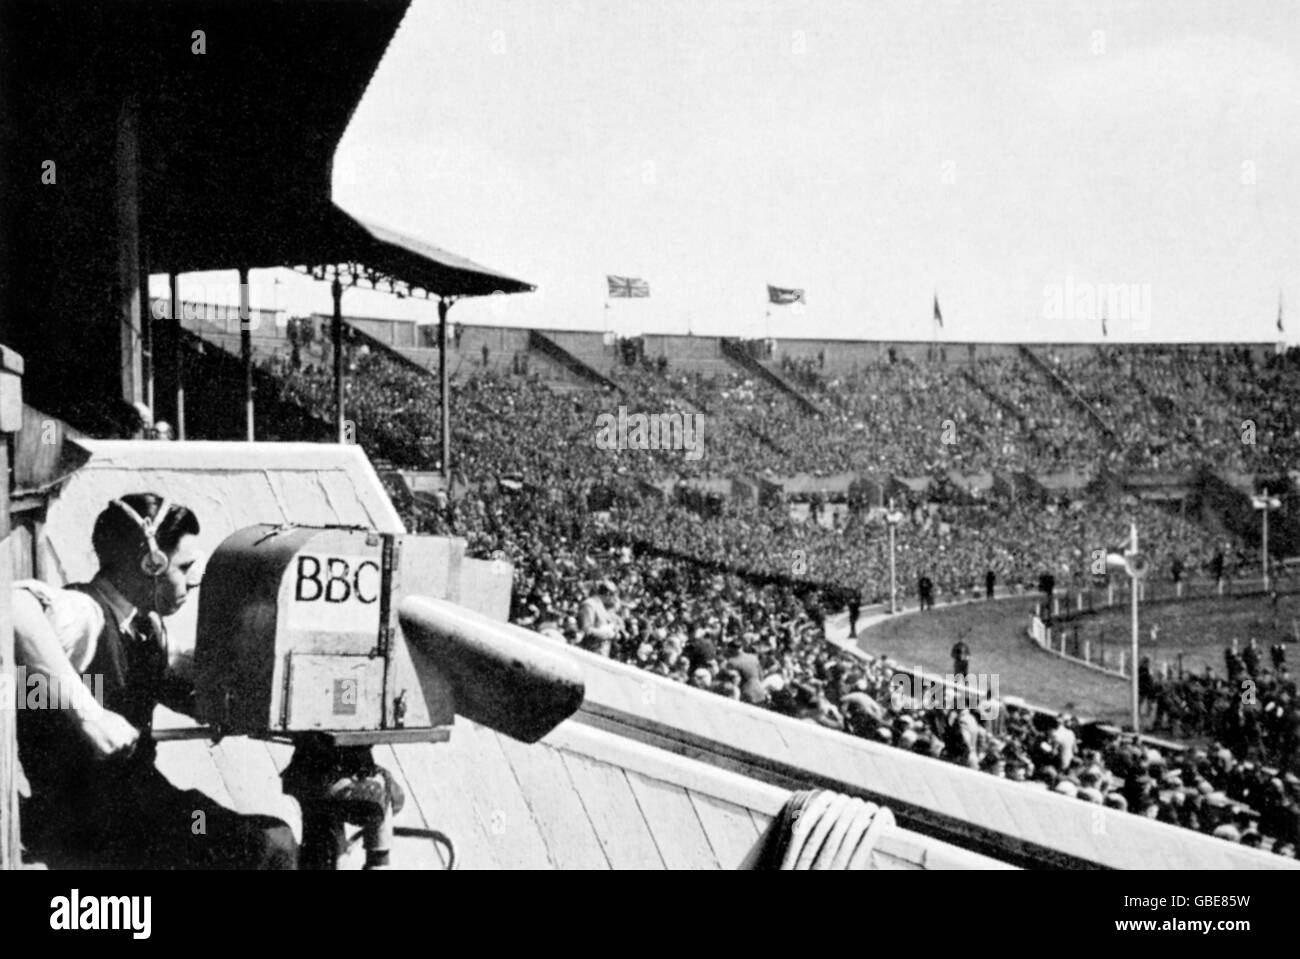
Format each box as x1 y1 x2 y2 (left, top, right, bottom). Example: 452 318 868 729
528 330 624 392
525 348 595 388
961 367 1028 426
718 338 824 416
1019 345 1117 438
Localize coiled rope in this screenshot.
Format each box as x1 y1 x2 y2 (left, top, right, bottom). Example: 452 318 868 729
756 789 896 870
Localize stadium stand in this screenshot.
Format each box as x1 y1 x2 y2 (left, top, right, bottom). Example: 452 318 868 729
31 307 1300 862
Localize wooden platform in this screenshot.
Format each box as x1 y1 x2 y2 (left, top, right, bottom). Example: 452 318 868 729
154 710 1005 870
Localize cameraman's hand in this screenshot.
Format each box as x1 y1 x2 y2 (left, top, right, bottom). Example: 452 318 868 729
77 710 140 761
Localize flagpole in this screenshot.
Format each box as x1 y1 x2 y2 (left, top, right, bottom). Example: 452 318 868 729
1277 289 1285 352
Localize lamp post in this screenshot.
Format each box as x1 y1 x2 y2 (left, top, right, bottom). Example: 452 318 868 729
1107 522 1147 735
1129 524 1140 736
1252 493 1282 591
885 499 905 614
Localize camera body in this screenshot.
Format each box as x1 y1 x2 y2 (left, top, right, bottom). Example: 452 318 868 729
195 524 454 743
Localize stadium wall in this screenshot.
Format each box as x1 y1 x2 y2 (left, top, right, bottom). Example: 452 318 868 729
148 303 1282 383
563 641 1295 870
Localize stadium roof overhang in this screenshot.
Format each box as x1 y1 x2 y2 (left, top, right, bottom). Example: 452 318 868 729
293 206 536 300
151 200 536 300
118 0 532 299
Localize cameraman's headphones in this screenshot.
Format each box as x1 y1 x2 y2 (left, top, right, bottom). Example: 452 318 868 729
111 496 173 577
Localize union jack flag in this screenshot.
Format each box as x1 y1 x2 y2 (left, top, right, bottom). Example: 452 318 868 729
607 275 650 298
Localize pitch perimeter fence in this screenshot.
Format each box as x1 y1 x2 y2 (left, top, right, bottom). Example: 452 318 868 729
1028 568 1300 680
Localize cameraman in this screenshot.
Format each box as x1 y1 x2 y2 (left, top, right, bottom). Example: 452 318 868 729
13 492 298 869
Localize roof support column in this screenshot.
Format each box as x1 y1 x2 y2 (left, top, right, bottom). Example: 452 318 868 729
114 96 144 408
439 296 453 479
140 237 154 418
333 272 346 443
171 272 186 439
239 266 254 441
0 347 23 869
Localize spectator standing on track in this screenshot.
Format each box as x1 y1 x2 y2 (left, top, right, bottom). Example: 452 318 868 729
951 639 971 678
918 574 934 611
1243 638 1261 680
985 568 996 600
1038 570 1056 613
846 586 862 638
1210 550 1225 592
1225 639 1244 684
1138 657 1156 719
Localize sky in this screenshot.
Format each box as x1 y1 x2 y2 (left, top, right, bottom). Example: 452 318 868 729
166 0 1300 342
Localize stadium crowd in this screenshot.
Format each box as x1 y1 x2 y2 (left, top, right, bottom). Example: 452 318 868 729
235 325 1300 854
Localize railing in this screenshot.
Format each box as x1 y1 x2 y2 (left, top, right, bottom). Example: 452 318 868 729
528 330 624 392
1028 613 1130 678
1025 571 1299 682
719 337 823 416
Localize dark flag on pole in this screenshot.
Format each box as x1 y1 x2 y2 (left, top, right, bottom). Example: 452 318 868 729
1278 292 1285 334
767 285 805 305
933 294 943 328
607 275 650 298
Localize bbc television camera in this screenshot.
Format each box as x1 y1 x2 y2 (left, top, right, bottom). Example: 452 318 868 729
191 524 585 869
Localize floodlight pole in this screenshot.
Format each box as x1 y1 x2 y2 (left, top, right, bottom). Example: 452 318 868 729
889 520 897 614
1263 504 1271 592
886 498 900 615
1130 522 1140 737
1254 494 1280 591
